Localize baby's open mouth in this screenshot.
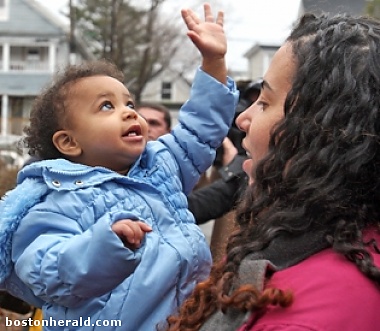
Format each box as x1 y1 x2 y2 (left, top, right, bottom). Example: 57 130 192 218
123 125 142 137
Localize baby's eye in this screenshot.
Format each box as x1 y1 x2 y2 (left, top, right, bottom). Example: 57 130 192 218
127 101 135 109
100 101 113 111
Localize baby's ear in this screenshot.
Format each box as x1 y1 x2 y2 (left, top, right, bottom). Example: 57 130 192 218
52 130 82 157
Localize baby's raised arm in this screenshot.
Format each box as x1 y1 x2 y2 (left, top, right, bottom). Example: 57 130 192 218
181 3 227 84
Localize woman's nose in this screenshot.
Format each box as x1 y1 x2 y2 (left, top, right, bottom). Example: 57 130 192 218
235 107 251 133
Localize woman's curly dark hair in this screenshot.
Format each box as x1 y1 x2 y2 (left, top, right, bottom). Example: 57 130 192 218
23 60 124 160
163 13 380 331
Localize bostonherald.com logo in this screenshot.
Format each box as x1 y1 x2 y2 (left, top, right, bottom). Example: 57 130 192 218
5 316 122 328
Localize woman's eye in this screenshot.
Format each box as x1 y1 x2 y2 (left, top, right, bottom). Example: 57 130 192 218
100 101 113 111
256 100 268 111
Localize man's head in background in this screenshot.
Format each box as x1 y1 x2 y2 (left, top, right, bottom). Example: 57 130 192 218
214 78 262 166
137 103 172 141
235 78 262 115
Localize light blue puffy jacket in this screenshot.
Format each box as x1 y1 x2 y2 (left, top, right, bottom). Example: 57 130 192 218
0 69 238 331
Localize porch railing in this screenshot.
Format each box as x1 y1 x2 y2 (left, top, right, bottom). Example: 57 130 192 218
7 61 50 72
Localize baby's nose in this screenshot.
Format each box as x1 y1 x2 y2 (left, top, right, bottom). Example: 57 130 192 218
122 108 138 120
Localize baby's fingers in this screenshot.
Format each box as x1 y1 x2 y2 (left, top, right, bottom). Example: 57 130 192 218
181 8 199 31
215 9 224 26
136 221 152 233
125 222 151 248
112 220 151 249
203 3 214 22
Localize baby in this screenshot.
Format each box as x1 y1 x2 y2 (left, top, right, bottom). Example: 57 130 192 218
0 4 238 331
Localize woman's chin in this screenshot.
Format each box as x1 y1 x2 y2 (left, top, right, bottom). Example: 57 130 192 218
242 158 254 183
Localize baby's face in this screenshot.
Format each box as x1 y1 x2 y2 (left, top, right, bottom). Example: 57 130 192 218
63 75 149 174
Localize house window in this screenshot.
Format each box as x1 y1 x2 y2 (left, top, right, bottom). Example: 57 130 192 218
161 82 172 100
27 48 41 62
0 0 9 21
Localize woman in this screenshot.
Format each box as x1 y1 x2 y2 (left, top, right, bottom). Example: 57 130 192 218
163 12 380 331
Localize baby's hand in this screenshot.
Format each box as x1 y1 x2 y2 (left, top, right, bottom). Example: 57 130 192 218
112 219 152 250
181 3 225 61
222 137 238 166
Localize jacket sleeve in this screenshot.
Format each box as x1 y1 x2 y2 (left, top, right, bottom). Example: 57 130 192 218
12 207 142 308
159 68 239 195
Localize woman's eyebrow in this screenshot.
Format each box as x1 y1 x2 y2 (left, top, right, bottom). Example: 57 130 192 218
262 80 273 91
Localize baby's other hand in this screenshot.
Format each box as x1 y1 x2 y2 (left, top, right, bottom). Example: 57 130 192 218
112 219 152 250
222 137 238 166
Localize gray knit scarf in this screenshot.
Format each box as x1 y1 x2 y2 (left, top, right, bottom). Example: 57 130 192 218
199 230 329 331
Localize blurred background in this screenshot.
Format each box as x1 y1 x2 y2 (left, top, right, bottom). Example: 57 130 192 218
0 0 374 170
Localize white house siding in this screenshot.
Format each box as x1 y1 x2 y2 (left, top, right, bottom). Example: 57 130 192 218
0 0 90 141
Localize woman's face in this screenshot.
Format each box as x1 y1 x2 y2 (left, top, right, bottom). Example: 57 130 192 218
236 42 295 184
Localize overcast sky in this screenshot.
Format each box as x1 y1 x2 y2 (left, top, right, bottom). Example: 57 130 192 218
35 0 301 72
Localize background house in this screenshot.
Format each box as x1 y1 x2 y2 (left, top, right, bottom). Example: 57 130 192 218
139 67 194 124
243 44 281 82
0 0 93 152
0 0 372 155
243 0 369 81
301 0 368 15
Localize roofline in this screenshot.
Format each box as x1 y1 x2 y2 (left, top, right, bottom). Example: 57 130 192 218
25 0 69 34
244 43 281 58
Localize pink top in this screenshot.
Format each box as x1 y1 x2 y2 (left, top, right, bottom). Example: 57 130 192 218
238 231 380 331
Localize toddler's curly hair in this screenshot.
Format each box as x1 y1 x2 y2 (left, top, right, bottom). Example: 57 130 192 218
23 60 124 160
